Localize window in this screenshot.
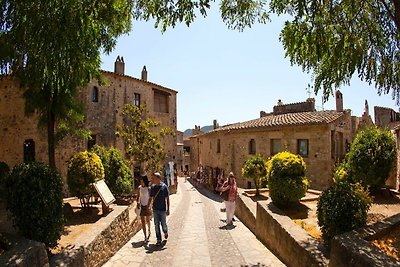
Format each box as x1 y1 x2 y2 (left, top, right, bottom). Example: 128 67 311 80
271 139 281 155
134 93 141 107
297 139 309 157
23 139 35 162
249 139 256 154
92 86 99 102
154 89 169 113
217 139 221 153
87 134 97 150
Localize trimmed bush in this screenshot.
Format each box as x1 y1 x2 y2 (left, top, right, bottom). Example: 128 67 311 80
242 154 268 195
90 145 132 195
345 126 396 191
5 162 64 247
67 151 104 198
317 181 372 243
0 161 10 198
268 151 309 205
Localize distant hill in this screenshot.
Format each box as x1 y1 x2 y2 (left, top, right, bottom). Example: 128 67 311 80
183 129 192 136
183 125 214 137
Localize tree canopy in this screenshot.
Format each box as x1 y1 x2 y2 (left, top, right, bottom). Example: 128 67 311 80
116 103 175 173
133 0 400 102
0 0 132 168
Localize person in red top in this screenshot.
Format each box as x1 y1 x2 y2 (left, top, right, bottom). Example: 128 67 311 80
220 172 237 226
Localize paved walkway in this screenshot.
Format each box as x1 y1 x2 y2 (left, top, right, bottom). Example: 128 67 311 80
103 178 285 267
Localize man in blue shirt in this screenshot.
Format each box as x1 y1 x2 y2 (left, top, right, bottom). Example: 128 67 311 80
149 172 170 246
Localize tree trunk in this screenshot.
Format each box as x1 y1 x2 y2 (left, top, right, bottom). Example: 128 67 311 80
47 110 56 169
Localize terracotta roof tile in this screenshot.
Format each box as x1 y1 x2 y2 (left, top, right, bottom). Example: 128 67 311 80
212 110 345 133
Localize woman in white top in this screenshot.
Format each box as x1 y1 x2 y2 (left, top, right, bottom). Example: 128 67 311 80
136 175 151 242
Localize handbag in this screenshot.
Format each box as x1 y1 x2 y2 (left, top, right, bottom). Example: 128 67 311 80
134 202 141 216
220 189 230 201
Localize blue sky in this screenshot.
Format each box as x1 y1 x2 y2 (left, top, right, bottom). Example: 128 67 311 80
100 6 398 132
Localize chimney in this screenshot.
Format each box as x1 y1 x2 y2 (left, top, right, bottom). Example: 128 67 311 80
141 65 147 81
335 90 343 112
114 56 125 75
213 119 218 129
364 100 369 116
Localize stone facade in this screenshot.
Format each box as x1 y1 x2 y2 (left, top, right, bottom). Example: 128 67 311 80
190 95 353 190
0 58 178 189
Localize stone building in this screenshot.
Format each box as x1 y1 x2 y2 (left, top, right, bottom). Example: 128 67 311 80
0 57 178 187
190 91 354 190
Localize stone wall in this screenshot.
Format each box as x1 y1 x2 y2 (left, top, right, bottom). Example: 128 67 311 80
234 193 256 235
234 195 328 267
329 213 400 267
273 98 315 115
50 205 142 267
255 200 328 267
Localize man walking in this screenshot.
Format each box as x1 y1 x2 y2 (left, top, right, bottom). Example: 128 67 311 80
149 172 170 246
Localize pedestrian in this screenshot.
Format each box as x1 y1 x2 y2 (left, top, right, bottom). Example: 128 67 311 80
149 172 170 246
220 172 237 226
136 175 151 242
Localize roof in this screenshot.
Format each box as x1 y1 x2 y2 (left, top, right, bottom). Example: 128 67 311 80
101 70 177 94
211 110 345 133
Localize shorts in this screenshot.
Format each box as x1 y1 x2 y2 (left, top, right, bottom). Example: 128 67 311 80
140 205 149 216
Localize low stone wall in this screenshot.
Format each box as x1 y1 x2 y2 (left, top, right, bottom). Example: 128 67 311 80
50 204 142 267
329 214 400 267
234 196 328 267
255 200 328 267
0 236 49 267
235 194 256 235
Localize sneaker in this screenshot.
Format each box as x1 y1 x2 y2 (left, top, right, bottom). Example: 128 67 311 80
156 240 162 246
164 232 168 239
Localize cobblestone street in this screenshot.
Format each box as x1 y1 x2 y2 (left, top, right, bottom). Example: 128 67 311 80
103 178 285 267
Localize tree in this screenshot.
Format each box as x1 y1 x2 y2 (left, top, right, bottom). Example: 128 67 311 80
242 154 268 195
5 162 64 247
116 103 175 173
317 181 372 243
341 126 396 191
133 1 400 102
67 151 104 207
0 0 133 168
268 151 309 206
271 1 400 102
90 145 133 195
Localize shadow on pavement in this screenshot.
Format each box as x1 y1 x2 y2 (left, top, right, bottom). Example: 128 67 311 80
131 241 146 248
143 240 167 254
186 178 223 203
219 224 236 230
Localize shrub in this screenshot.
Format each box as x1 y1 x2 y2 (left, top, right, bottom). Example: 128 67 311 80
268 151 309 205
344 126 396 191
90 145 132 195
5 162 64 247
0 161 10 198
317 181 372 243
67 151 104 198
242 154 268 195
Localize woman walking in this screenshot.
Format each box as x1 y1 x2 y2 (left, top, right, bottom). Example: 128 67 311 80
136 175 151 242
220 172 237 226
